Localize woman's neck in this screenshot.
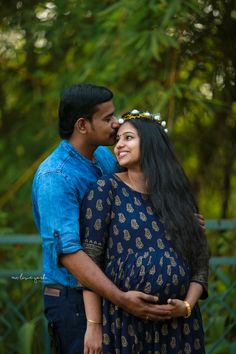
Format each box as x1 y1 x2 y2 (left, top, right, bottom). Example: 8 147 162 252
127 170 148 194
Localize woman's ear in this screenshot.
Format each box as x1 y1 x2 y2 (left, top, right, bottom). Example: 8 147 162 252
74 118 88 134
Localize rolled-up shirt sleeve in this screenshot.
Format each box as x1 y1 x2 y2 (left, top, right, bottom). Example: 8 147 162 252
36 172 82 258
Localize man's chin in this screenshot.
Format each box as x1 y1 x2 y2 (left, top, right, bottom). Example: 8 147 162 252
104 137 116 146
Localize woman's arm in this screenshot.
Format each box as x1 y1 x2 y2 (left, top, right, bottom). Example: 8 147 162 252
190 238 210 299
184 281 204 308
167 281 204 318
83 290 102 354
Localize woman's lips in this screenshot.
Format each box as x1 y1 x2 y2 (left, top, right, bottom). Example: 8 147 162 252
117 151 129 159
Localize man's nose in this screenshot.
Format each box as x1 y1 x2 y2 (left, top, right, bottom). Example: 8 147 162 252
111 116 120 129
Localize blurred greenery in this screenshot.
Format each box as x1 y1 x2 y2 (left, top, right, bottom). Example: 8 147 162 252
0 0 236 353
0 0 235 231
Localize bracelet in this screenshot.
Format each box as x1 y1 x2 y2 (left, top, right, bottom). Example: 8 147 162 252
87 319 102 324
183 301 191 318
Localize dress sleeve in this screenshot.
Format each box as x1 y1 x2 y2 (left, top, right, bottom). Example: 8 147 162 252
80 177 113 270
190 235 210 299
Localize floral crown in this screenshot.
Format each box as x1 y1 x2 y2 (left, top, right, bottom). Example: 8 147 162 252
118 109 168 133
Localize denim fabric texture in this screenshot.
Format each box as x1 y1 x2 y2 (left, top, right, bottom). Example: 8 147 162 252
32 140 116 287
44 288 86 354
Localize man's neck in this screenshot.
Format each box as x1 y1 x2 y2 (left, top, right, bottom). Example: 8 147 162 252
69 136 97 161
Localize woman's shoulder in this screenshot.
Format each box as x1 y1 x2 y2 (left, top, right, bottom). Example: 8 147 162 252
83 174 122 203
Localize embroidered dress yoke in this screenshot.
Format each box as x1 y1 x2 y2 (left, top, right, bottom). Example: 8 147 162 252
81 174 205 354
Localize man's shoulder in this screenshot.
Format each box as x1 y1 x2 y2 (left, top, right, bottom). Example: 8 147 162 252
95 145 112 153
35 141 75 177
94 146 116 174
94 146 114 159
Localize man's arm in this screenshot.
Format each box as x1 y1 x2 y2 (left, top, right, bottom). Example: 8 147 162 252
60 251 173 320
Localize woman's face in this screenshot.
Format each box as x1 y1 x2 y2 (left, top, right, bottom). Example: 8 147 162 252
114 122 141 169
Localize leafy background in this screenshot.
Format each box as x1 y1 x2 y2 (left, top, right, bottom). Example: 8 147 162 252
0 0 236 353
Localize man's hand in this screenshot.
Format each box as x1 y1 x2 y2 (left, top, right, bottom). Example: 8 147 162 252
118 291 172 321
194 213 205 230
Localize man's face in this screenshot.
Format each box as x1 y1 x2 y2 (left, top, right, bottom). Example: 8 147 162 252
87 100 120 146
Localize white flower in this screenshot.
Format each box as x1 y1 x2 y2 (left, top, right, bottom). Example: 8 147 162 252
143 111 151 117
154 113 161 120
161 120 166 127
118 118 124 124
131 109 139 114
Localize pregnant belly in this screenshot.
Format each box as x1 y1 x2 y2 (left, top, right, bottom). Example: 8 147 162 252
105 249 190 304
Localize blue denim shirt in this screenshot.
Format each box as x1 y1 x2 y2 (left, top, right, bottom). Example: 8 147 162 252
32 140 117 287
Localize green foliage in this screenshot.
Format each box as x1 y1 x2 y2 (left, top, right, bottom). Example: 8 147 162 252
201 262 236 353
0 0 236 231
18 321 36 354
0 279 47 354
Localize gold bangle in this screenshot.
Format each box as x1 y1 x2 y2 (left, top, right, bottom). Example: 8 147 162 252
183 301 191 318
87 319 102 324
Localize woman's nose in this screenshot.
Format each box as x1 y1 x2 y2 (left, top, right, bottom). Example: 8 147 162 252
115 138 124 149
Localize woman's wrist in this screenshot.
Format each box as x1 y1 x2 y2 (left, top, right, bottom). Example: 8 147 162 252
183 300 192 318
87 318 102 325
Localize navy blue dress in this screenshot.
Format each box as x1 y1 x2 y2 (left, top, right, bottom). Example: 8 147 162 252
81 174 205 354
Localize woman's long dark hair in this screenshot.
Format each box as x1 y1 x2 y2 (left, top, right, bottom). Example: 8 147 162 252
127 117 209 268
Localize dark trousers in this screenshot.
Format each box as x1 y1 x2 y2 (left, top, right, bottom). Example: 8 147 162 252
43 285 86 354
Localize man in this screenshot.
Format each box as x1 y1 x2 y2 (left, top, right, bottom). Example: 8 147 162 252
32 84 171 354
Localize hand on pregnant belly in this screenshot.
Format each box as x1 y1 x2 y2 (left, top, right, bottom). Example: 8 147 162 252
106 249 191 304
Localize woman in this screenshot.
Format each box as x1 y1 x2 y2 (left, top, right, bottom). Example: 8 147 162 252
80 110 209 354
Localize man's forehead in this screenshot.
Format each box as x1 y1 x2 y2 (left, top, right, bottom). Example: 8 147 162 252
94 100 114 112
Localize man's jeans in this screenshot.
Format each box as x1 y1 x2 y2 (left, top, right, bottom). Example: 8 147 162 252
43 286 86 354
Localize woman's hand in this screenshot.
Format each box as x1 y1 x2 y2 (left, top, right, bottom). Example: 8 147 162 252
167 298 190 318
84 323 102 354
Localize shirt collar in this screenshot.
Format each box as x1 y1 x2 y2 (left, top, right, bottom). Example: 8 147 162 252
61 140 98 166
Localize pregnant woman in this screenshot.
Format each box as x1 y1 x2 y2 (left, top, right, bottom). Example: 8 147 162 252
80 110 209 353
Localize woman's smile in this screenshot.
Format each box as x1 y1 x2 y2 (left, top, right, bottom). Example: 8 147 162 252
117 151 129 159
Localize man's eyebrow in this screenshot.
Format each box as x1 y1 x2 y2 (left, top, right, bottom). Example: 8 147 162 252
103 112 114 119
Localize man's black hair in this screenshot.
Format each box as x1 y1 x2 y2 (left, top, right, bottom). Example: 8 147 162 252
58 83 113 139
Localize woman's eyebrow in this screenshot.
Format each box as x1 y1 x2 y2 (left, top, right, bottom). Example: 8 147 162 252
116 131 136 137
